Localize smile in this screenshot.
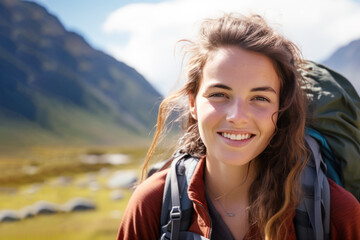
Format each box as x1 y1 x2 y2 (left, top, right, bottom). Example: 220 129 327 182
221 132 253 141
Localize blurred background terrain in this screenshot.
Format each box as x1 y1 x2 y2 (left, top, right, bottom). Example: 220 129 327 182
0 0 163 239
0 0 359 239
0 0 161 147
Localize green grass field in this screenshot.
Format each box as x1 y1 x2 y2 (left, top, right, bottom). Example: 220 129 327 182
0 145 161 240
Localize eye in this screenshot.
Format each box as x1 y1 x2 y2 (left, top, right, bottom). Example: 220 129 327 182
208 92 227 98
252 96 270 102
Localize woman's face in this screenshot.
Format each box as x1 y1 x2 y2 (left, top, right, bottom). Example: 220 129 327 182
190 46 280 167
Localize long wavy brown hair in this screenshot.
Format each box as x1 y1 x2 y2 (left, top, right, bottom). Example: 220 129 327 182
142 13 308 240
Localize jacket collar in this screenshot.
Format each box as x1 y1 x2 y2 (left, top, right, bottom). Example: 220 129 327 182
187 156 207 206
186 156 212 238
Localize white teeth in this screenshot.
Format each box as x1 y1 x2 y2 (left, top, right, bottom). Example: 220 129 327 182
222 133 251 140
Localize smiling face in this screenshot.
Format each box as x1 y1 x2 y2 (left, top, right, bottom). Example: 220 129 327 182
190 46 280 167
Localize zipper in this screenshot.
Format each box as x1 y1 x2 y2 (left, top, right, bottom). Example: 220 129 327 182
193 200 213 239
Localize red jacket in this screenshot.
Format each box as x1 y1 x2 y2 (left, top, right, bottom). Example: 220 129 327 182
117 157 360 239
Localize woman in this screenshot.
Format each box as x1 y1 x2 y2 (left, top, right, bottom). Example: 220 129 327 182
117 13 360 240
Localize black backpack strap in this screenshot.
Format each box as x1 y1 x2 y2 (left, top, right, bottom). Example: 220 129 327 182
160 154 202 240
160 155 182 240
169 158 182 240
295 135 330 240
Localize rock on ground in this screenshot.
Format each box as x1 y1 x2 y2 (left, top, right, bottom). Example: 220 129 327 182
107 171 137 189
61 197 96 212
0 210 20 222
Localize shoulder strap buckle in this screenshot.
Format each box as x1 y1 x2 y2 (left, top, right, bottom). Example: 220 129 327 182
170 206 182 220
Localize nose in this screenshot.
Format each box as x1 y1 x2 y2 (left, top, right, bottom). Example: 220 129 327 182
226 98 250 125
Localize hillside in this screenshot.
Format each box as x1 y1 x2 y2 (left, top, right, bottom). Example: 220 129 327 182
323 39 360 94
0 0 162 146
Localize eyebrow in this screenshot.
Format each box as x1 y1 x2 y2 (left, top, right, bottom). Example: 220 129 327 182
251 87 277 94
208 84 232 90
208 84 277 94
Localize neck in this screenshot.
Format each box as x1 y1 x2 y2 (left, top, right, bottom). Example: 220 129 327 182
205 156 257 204
204 156 257 239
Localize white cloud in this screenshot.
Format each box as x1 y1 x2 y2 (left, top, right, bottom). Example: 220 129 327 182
102 0 360 95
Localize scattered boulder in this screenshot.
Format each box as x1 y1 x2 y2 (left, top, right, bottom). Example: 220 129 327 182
32 201 60 215
75 173 98 189
107 171 137 189
19 206 35 219
0 210 20 222
81 153 130 165
102 154 130 165
0 197 97 223
62 197 96 212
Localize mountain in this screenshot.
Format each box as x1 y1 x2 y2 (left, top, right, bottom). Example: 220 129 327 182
322 39 360 94
0 0 162 146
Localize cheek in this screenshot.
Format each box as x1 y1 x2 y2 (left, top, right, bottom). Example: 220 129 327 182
196 101 224 124
196 101 224 141
253 106 278 130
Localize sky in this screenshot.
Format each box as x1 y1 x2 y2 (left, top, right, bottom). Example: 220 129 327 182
28 0 360 95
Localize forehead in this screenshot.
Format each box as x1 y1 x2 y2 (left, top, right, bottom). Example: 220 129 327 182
202 46 280 90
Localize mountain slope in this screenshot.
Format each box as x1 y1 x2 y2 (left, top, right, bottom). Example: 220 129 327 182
0 0 162 146
322 39 360 94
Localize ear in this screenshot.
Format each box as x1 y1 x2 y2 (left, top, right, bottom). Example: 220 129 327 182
189 94 197 120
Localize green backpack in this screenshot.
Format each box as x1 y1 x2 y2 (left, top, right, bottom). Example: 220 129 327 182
300 61 360 200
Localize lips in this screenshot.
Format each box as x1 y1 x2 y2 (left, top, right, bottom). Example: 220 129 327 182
220 132 254 141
